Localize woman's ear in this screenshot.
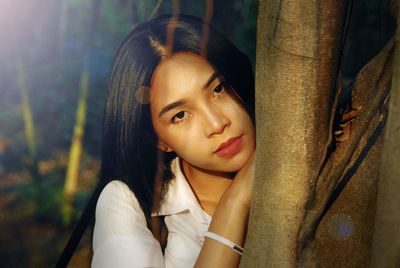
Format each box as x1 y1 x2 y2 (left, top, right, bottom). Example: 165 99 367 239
157 140 173 152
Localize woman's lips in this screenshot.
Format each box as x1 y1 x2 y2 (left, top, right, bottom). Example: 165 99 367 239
214 135 243 158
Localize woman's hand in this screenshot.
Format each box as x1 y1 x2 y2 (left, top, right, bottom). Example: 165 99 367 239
195 150 256 268
223 150 256 207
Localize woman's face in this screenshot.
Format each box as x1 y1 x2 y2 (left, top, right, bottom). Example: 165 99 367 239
150 52 255 173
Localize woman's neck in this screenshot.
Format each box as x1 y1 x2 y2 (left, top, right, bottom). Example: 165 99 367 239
180 159 234 217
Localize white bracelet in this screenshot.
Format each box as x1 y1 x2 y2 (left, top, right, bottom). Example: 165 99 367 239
204 231 244 255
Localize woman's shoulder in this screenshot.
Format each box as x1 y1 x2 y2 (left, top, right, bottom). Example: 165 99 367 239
99 180 134 198
98 180 137 204
93 180 164 267
95 180 146 225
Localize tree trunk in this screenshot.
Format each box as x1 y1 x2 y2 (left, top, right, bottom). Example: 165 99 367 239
241 0 347 265
371 6 400 267
241 0 396 267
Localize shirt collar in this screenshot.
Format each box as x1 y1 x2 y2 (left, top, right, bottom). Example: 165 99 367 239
152 158 211 223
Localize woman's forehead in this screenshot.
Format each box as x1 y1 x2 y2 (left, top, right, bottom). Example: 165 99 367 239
150 52 216 106
154 52 214 81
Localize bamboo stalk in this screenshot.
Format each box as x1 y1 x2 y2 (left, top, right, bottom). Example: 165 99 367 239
62 68 90 225
16 57 43 218
17 58 37 160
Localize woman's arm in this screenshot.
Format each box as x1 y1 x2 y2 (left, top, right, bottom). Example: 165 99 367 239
195 151 256 268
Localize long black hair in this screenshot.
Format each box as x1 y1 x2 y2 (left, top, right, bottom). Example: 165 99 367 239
100 14 255 222
56 14 254 267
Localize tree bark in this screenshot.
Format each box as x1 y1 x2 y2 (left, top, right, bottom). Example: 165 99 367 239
241 0 347 266
371 6 400 267
241 0 396 267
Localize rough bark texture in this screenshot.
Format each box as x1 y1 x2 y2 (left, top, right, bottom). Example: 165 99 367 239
241 0 396 267
241 0 347 266
371 7 400 267
301 38 393 267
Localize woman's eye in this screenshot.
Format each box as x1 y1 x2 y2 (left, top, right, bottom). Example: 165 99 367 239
171 111 188 124
213 83 225 96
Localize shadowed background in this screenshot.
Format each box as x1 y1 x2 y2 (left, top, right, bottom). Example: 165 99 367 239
0 0 394 267
0 1 258 266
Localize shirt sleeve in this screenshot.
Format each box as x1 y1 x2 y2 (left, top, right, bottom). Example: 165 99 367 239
92 180 164 268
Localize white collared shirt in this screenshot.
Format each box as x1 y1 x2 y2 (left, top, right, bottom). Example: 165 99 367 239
92 158 212 268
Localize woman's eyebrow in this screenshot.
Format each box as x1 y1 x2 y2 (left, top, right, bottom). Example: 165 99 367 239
158 99 186 117
158 72 220 118
203 72 220 90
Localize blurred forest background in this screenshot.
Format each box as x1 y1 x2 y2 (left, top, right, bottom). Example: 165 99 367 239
0 0 258 266
0 0 395 267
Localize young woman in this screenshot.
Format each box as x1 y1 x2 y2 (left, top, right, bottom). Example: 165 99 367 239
92 14 255 267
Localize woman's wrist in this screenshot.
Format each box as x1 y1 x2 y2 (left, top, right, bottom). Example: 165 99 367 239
221 179 252 209
206 192 249 256
221 190 251 211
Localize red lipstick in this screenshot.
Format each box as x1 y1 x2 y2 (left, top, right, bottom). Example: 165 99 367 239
215 135 243 158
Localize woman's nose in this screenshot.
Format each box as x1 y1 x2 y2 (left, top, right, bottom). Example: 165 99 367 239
203 106 230 137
